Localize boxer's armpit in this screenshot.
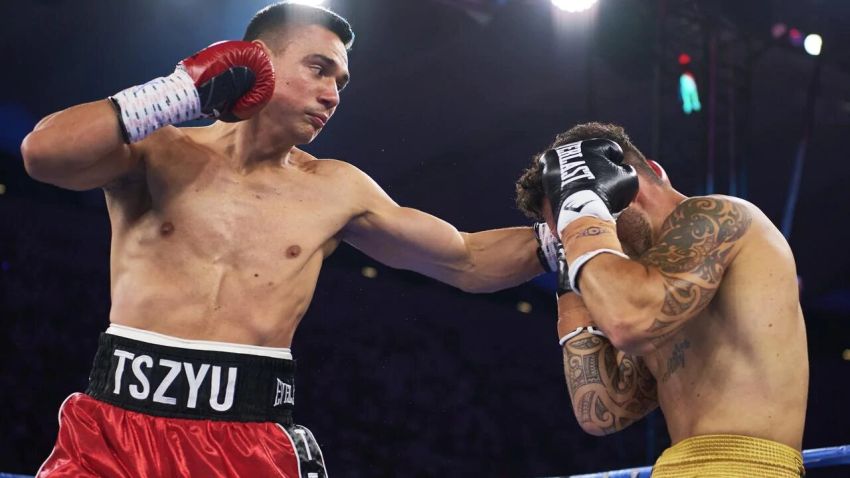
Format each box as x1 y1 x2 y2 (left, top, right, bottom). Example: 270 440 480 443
563 334 657 435
638 197 752 336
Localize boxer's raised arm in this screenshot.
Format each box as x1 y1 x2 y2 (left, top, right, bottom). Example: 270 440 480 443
21 100 143 191
21 41 274 191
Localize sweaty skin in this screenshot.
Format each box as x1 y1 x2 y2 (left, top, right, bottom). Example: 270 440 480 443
22 24 543 349
552 187 807 450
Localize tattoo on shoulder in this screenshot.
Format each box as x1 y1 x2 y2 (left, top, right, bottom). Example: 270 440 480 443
639 197 752 320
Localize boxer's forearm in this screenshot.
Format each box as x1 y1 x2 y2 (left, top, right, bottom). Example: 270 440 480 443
562 332 658 436
21 99 140 190
455 227 542 292
344 194 541 292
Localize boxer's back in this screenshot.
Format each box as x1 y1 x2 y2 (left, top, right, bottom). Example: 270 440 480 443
106 126 356 347
646 198 808 450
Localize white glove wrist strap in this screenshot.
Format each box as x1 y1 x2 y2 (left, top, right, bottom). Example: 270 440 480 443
556 190 614 236
559 326 606 347
110 67 201 143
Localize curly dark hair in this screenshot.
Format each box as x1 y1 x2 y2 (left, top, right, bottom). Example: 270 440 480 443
515 122 656 221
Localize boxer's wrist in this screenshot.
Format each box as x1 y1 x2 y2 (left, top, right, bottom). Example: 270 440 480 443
558 326 606 347
533 222 560 273
561 217 619 259
555 190 614 237
109 68 202 144
556 292 591 340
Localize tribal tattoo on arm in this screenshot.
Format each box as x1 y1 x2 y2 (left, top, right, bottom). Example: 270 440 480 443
563 333 658 435
638 197 752 344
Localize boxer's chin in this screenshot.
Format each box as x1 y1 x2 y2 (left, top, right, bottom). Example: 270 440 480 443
617 208 653 258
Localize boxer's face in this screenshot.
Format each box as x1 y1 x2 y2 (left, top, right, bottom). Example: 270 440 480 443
261 24 350 144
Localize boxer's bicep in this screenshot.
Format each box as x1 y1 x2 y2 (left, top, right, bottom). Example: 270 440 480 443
22 99 142 191
342 175 470 280
637 197 753 343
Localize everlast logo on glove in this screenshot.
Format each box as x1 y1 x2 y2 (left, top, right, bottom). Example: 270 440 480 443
540 138 639 233
554 141 596 186
87 333 297 424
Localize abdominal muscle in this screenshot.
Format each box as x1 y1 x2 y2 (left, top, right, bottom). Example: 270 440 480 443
107 228 326 348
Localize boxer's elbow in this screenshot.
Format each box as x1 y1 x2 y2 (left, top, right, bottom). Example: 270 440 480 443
21 131 52 182
21 131 105 191
453 275 496 294
585 290 659 354
579 422 613 437
592 306 656 355
574 415 618 437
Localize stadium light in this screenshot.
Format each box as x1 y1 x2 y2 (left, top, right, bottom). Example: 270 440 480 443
551 0 598 13
288 0 327 6
804 34 822 56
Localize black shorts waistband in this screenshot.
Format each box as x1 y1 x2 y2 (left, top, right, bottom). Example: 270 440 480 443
86 331 296 424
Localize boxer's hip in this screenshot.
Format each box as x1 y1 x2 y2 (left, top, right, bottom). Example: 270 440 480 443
652 434 804 477
86 324 297 424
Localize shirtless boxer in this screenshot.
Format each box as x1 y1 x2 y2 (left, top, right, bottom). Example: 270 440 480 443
21 3 561 477
515 122 808 476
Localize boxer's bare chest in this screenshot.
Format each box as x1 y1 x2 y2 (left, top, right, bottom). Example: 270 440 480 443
112 138 354 273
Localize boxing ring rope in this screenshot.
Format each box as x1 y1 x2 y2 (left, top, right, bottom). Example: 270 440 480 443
559 444 850 478
1 446 846 477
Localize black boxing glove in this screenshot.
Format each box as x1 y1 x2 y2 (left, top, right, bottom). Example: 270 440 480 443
539 138 639 236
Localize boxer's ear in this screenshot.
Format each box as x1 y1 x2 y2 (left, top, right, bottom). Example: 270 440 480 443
647 159 668 182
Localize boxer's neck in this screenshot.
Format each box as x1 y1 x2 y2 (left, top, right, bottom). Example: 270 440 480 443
208 120 298 171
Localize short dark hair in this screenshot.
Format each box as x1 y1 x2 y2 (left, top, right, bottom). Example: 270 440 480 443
243 2 355 51
515 122 657 221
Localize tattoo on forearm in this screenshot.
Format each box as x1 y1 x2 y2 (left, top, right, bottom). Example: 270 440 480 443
577 226 609 238
564 223 616 245
639 198 752 339
661 339 691 382
564 334 657 433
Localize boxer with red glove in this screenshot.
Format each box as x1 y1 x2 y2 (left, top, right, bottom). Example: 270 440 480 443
110 41 275 143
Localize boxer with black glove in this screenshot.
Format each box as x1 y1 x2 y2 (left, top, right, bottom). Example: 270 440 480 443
517 123 807 475
539 138 638 292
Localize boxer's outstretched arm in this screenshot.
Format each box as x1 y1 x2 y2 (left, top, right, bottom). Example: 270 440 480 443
342 167 542 293
557 293 658 436
21 100 143 191
562 197 754 354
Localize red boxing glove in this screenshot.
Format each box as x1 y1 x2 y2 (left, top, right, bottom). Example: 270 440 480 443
180 40 276 122
110 40 276 142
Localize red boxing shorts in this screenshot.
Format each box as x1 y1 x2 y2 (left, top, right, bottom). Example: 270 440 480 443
37 324 327 477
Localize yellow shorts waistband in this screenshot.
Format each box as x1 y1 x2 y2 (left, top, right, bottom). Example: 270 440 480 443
652 434 804 477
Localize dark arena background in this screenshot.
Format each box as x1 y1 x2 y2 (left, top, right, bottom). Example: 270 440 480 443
2 0 849 476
